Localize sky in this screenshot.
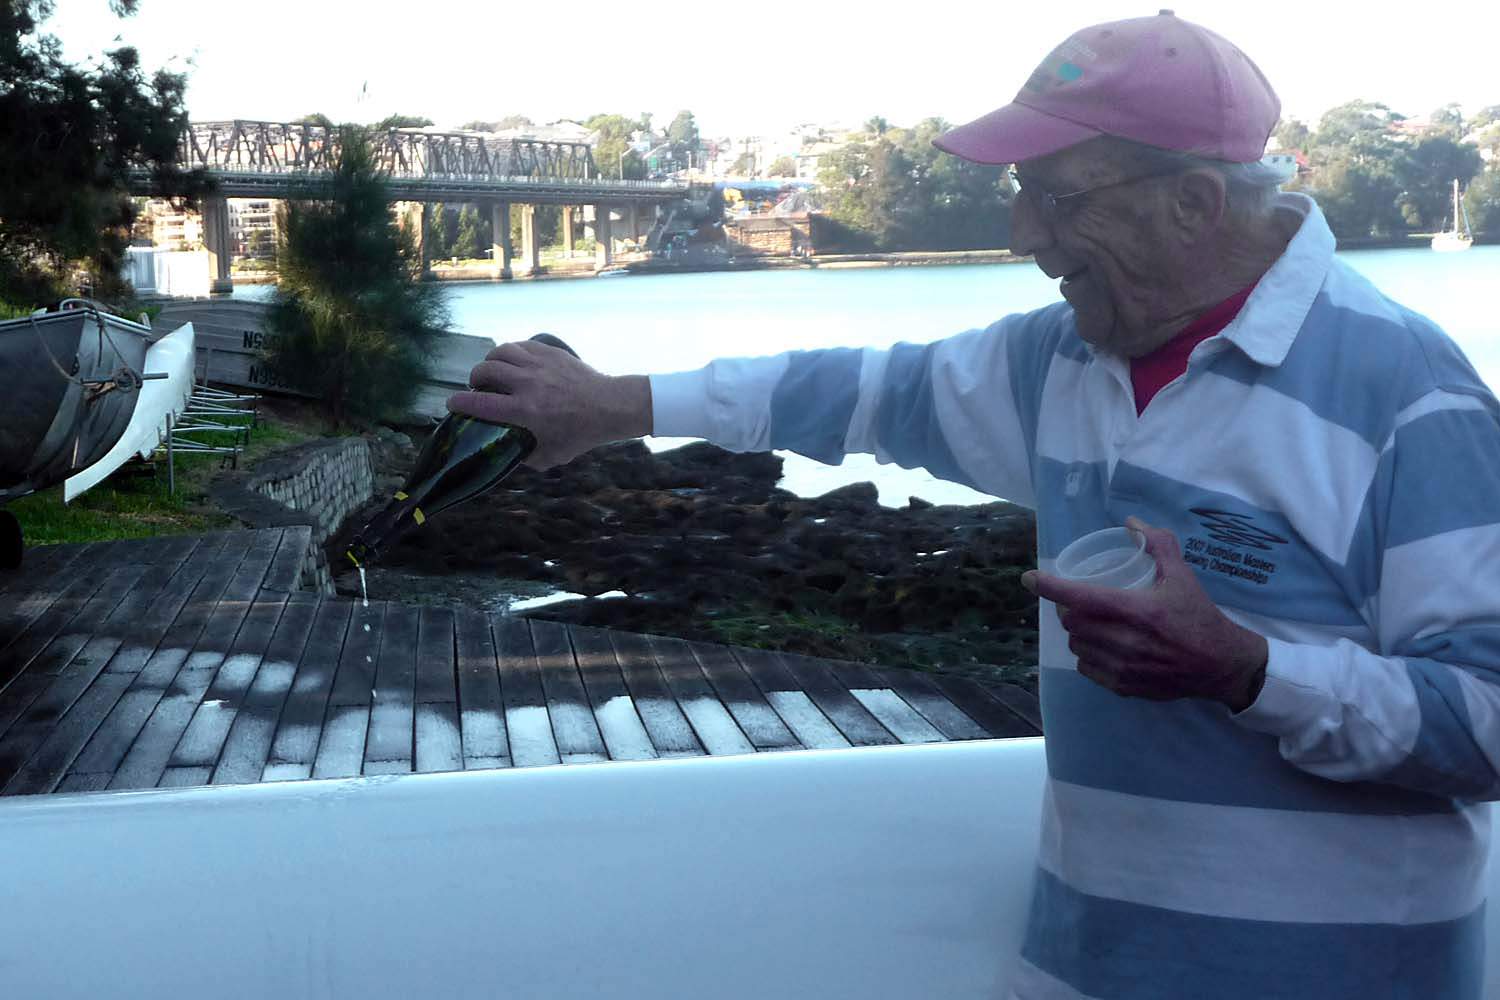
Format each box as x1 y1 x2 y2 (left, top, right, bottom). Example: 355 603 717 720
44 0 1500 140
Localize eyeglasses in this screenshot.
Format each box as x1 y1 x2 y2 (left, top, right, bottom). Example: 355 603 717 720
1006 165 1186 224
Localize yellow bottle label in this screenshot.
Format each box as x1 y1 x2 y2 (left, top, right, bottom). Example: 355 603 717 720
413 507 426 525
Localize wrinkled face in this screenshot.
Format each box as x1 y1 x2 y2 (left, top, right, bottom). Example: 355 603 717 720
1009 141 1192 358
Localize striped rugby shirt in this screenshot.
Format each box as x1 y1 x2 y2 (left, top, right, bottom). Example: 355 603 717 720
650 193 1500 998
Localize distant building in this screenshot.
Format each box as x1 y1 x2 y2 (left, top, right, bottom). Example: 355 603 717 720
134 199 203 250
229 199 277 257
724 214 813 257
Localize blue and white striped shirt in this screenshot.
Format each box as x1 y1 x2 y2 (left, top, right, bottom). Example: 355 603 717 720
649 194 1500 998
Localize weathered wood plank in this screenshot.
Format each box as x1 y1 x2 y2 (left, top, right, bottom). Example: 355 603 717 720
258 526 311 594
731 647 849 750
312 598 387 778
646 635 754 756
211 593 320 785
983 682 1043 733
328 600 387 708
565 625 658 761
847 688 945 744
868 666 993 741
217 528 288 604
491 614 561 767
772 650 897 747
63 536 243 779
4 564 148 685
687 640 799 750
159 765 213 787
261 762 311 782
100 533 235 675
454 609 508 768
107 566 263 790
363 603 420 771
0 566 115 678
924 674 1041 739
64 535 249 781
56 771 111 793
2 673 134 795
0 540 91 601
414 607 457 705
415 702 463 773
265 599 353 771
530 619 607 763
311 706 370 779
0 675 49 739
828 660 946 744
604 629 704 757
0 541 76 601
167 595 290 775
0 538 203 792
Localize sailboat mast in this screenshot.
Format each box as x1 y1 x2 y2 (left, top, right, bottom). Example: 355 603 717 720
1453 179 1462 235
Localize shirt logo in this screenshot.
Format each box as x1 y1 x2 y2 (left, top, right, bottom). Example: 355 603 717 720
1183 509 1289 587
1190 508 1289 551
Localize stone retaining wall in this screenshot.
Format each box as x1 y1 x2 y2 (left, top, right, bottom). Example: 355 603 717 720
210 437 374 594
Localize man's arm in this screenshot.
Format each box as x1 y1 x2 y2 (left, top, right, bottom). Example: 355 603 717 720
451 309 1072 505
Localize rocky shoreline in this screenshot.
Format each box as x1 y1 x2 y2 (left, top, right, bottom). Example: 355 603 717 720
328 436 1041 692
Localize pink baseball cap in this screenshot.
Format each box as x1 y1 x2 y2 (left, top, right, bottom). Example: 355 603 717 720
934 11 1280 165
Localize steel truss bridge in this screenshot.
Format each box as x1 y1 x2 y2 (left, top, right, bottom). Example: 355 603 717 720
130 120 690 204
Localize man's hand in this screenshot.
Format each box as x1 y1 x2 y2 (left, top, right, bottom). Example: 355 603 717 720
446 339 652 469
1021 517 1268 712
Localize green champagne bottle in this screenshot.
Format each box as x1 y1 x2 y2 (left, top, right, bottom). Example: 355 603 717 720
344 333 578 568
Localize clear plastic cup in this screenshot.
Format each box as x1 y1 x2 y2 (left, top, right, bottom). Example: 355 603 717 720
1054 526 1156 591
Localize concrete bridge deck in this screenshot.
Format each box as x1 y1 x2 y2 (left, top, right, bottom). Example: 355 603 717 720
0 527 1041 796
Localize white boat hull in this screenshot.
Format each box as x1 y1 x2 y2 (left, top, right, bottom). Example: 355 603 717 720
4 738 1500 997
64 323 196 502
1432 232 1474 252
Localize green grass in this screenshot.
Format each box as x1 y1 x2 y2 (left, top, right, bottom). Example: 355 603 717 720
10 408 320 546
707 608 859 651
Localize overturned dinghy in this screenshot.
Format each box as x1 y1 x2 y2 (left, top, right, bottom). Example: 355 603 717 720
0 303 159 505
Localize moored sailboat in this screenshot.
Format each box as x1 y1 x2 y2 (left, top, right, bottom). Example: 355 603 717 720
1432 178 1475 252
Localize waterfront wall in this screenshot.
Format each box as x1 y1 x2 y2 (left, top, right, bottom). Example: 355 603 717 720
210 437 374 594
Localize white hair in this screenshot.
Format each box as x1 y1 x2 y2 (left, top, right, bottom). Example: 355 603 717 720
1104 138 1294 220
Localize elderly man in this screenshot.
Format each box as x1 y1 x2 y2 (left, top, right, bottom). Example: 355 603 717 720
450 12 1500 998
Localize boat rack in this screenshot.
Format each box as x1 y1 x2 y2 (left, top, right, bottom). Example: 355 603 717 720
158 376 261 493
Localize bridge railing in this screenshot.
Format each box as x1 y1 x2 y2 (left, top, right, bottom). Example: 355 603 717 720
175 120 673 188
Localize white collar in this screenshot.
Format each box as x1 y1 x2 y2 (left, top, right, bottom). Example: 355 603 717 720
1214 192 1335 368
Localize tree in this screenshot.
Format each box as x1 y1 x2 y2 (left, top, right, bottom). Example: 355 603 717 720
246 228 274 260
1305 155 1405 238
0 0 208 306
460 117 536 133
586 113 646 178
767 156 798 178
373 114 433 131
1273 118 1311 151
732 152 757 176
453 204 484 259
817 118 1011 252
666 110 700 168
1465 167 1500 236
1397 134 1482 230
426 202 452 257
263 125 449 427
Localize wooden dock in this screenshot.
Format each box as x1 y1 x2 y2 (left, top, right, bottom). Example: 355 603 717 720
0 528 1041 796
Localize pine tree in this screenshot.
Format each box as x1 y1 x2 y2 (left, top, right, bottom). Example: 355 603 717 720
263 125 449 427
453 204 484 260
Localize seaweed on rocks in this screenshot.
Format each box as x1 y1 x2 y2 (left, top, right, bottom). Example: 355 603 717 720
330 437 1040 691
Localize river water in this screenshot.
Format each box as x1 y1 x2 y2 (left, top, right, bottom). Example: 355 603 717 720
240 246 1499 506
